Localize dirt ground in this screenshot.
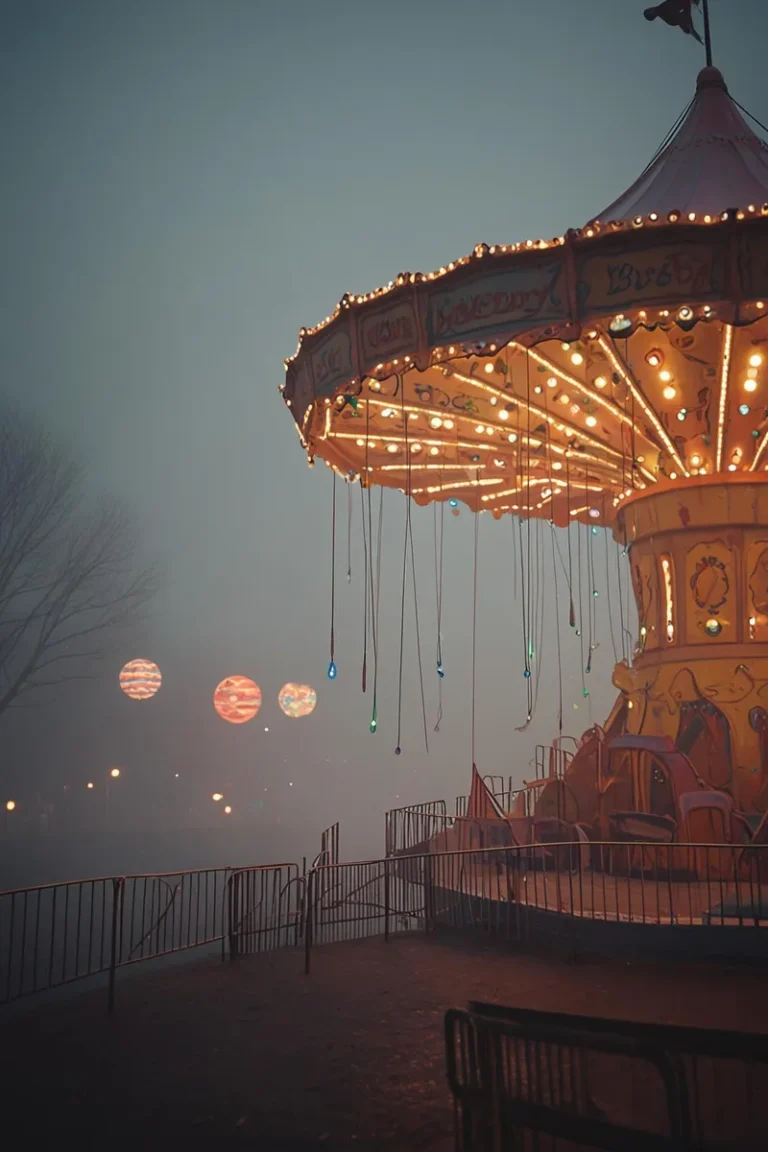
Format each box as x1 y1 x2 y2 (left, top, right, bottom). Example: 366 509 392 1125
4 933 768 1150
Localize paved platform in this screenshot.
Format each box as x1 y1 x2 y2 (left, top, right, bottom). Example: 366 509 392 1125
4 934 768 1149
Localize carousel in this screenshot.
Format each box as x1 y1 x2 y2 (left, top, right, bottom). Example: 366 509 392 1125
282 27 768 890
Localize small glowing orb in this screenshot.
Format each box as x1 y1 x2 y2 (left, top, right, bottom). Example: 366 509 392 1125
663 385 676 400
213 676 262 724
119 659 161 700
278 683 318 719
6 799 16 812
705 618 722 636
212 793 223 802
744 378 757 393
87 782 94 790
110 768 121 779
224 805 232 815
749 353 763 368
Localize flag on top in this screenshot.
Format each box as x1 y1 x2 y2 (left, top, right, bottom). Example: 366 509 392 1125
644 0 703 45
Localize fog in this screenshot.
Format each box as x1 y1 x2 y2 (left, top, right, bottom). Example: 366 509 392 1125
2 0 766 891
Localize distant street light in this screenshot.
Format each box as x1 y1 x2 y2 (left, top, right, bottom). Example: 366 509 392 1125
87 782 94 790
5 800 16 812
224 805 232 815
212 793 223 802
110 767 121 779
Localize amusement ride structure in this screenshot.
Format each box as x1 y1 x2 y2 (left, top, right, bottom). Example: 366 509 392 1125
282 12 768 860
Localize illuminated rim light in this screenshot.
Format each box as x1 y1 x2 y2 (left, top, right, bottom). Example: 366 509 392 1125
213 676 262 724
119 659 162 700
278 682 318 719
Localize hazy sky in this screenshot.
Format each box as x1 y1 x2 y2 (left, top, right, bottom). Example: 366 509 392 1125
2 0 766 855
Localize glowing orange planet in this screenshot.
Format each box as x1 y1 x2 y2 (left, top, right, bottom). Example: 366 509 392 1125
213 676 262 724
278 683 317 719
119 659 162 700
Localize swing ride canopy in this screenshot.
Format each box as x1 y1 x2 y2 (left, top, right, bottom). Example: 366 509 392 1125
282 67 768 530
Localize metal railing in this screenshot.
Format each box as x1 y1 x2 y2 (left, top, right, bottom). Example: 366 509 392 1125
302 840 768 972
446 1001 768 1149
1 862 301 1010
318 821 340 866
5 841 768 1008
385 799 450 856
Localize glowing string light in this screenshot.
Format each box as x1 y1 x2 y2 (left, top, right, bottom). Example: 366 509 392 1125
597 334 687 477
715 325 733 473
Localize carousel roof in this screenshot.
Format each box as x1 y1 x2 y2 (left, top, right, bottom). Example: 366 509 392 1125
282 64 768 528
591 67 768 226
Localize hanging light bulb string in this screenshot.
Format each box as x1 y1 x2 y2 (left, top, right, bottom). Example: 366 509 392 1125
347 482 353 583
409 515 429 754
360 482 369 693
550 522 564 734
526 353 533 717
368 484 383 733
565 456 575 629
433 501 445 732
588 522 597 668
328 471 338 680
530 520 545 719
395 374 409 755
471 483 480 770
577 516 587 700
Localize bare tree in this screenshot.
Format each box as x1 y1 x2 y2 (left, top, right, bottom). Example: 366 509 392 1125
0 402 157 717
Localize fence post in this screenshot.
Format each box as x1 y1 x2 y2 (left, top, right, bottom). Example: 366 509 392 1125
384 859 390 943
228 871 240 959
304 869 314 976
107 877 123 1015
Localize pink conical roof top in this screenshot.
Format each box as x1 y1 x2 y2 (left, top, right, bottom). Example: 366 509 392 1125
590 67 768 225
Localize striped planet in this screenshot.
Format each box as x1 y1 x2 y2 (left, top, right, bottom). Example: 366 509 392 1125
119 659 162 700
213 675 262 724
278 682 317 719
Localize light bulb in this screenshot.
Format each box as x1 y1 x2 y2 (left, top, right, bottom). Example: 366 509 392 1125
749 353 763 368
663 386 676 400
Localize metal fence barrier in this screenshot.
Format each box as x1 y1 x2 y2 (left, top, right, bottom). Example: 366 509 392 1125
302 840 768 972
1 862 301 1011
446 1001 768 1150
5 840 768 1007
